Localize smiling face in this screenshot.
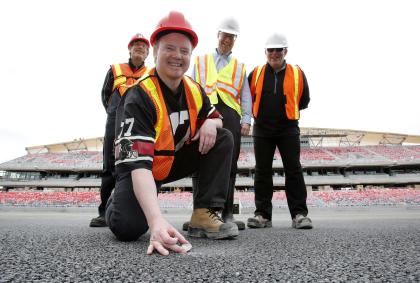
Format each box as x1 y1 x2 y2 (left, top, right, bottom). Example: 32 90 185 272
266 48 288 72
154 32 192 85
217 31 236 55
129 40 149 66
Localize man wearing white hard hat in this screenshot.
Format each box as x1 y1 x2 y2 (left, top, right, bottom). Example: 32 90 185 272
247 33 313 230
187 17 252 231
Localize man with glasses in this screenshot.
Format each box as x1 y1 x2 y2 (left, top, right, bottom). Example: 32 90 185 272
185 17 252 231
247 33 313 230
90 34 150 227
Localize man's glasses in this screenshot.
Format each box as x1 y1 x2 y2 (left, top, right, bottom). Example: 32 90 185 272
267 48 284 53
219 32 237 40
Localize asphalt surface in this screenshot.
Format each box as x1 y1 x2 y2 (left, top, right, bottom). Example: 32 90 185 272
1 207 419 282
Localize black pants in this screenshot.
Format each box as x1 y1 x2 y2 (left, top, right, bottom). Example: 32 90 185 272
98 93 120 216
253 134 308 220
106 128 233 241
98 114 116 216
214 99 241 178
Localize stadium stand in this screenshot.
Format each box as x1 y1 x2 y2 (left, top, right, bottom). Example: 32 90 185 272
366 145 420 161
299 148 336 163
326 146 384 162
4 151 102 171
1 128 419 192
1 189 420 208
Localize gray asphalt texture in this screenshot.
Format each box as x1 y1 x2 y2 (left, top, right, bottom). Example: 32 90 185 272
1 207 419 282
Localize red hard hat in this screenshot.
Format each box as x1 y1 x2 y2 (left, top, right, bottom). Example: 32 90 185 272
150 11 198 48
128 33 150 49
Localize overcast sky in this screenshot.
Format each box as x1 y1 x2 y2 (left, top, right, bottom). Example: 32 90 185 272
1 0 419 163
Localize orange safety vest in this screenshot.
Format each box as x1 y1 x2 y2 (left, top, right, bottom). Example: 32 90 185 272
111 64 149 96
138 69 203 181
250 64 304 120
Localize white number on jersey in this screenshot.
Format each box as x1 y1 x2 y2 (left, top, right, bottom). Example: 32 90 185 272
169 110 189 135
117 118 135 138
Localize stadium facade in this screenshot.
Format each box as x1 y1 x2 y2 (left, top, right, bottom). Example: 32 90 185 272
1 127 419 192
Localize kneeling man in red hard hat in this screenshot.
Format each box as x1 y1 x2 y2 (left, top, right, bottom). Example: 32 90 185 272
105 11 238 256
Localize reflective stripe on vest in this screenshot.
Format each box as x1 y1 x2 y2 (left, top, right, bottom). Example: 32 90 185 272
250 64 303 120
111 64 149 96
195 54 244 116
138 69 203 181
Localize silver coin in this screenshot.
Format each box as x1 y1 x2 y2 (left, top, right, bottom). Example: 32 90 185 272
181 243 192 252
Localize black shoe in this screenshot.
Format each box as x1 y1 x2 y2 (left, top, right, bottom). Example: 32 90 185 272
182 221 190 231
222 213 245 230
90 215 107 227
233 220 245 230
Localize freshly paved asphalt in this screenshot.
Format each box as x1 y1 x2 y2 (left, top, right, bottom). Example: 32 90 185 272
0 206 419 282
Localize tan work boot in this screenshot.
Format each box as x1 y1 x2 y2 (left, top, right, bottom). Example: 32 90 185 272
183 217 245 231
188 208 239 239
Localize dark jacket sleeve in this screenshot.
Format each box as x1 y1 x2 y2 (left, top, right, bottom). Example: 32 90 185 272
299 70 310 110
247 70 254 88
101 67 114 110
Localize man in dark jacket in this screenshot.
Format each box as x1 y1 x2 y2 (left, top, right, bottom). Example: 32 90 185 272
90 33 149 227
247 33 313 230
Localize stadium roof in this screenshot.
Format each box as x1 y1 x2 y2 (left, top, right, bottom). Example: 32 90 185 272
25 137 104 154
301 127 420 146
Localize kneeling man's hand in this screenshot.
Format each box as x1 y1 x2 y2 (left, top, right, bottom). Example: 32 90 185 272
147 217 191 256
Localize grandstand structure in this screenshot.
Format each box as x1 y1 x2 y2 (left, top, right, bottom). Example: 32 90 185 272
1 127 420 192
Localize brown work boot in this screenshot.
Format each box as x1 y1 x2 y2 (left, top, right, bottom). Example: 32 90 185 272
188 208 239 239
184 216 245 231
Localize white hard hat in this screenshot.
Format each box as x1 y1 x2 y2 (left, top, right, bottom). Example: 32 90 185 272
218 17 240 36
265 33 288 48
